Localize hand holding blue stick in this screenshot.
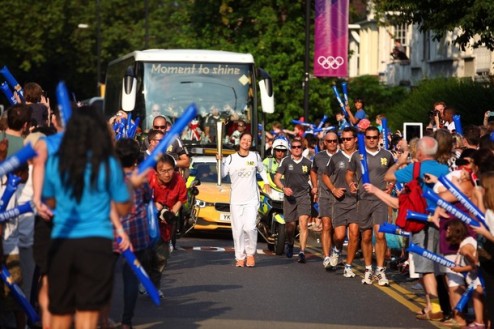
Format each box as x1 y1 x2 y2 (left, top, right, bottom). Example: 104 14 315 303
0 265 40 323
0 66 24 102
117 237 160 305
357 133 370 184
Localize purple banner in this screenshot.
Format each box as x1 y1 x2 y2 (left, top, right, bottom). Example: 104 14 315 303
314 0 349 77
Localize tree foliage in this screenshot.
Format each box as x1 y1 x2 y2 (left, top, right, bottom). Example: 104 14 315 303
373 0 494 50
0 0 489 133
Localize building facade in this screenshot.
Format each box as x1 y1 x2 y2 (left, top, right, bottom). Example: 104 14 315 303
348 7 494 86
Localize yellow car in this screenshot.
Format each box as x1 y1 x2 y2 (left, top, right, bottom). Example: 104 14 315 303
185 156 232 232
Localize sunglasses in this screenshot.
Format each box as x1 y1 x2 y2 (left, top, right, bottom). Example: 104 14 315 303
325 139 338 143
341 137 354 141
291 145 302 149
154 125 167 129
365 136 379 140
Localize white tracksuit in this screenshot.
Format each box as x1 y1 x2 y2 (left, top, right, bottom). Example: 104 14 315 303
222 151 268 260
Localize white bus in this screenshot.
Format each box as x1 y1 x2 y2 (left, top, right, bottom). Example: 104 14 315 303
104 49 274 155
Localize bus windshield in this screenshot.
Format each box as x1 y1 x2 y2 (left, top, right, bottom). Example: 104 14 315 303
142 62 254 147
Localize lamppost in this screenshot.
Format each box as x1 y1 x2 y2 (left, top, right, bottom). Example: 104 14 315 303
78 4 101 96
303 0 310 122
96 0 101 95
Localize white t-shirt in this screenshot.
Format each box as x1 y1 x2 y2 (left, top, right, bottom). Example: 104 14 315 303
486 209 494 235
222 151 268 205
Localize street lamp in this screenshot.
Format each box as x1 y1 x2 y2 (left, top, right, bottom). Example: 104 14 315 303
77 18 101 95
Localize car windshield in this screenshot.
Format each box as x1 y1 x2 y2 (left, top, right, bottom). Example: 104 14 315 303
193 162 231 184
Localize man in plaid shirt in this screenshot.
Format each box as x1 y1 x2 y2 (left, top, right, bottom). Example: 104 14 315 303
114 139 152 329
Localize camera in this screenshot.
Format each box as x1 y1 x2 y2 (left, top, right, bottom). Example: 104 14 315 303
158 207 177 224
429 109 440 118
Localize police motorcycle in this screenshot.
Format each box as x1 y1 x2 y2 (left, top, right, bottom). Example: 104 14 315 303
181 178 201 236
257 138 289 255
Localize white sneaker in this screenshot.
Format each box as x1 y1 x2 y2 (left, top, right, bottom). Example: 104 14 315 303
329 248 340 267
375 269 389 286
362 269 374 285
343 266 356 278
323 257 331 269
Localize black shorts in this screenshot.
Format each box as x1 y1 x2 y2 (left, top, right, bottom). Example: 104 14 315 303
357 199 389 230
47 238 115 315
33 215 53 274
284 195 311 222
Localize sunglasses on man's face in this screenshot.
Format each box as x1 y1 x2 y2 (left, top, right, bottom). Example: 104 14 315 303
325 139 338 143
291 145 302 149
154 125 167 130
365 135 379 140
341 137 354 141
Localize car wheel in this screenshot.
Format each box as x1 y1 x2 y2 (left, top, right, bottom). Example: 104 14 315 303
274 222 286 255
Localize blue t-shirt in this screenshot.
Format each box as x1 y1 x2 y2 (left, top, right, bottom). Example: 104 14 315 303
42 156 130 239
355 109 366 120
395 160 449 208
44 132 63 156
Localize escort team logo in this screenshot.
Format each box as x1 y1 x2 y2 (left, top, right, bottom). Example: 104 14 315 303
380 158 388 167
288 164 294 171
302 165 308 173
338 161 346 169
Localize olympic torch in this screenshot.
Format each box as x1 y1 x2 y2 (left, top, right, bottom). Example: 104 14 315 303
217 120 224 186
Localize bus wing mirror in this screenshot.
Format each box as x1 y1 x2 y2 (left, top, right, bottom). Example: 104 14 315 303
257 68 274 114
121 67 137 112
258 79 274 114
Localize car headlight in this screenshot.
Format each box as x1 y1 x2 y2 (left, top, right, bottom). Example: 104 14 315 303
195 199 215 208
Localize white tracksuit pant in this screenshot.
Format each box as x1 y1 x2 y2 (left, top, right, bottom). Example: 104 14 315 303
230 203 259 260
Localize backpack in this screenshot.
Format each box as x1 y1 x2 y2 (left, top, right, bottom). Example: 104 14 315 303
395 162 428 233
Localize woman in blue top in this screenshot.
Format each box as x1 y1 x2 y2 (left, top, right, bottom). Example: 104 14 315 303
42 106 136 329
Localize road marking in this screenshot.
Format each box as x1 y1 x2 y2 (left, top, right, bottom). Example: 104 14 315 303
305 245 444 329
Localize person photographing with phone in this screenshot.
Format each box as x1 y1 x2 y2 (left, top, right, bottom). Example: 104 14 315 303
483 110 494 129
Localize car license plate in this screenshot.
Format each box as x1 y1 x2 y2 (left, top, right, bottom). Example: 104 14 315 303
220 213 231 222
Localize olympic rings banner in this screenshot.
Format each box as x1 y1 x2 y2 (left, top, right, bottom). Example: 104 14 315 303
314 0 349 77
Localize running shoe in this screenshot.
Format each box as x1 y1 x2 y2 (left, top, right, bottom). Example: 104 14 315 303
236 259 245 267
246 255 255 267
297 252 306 263
361 269 374 285
343 266 356 278
375 269 389 286
323 256 331 269
329 248 340 267
286 244 294 258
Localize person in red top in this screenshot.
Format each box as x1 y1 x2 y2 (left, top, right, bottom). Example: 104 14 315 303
147 154 187 298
